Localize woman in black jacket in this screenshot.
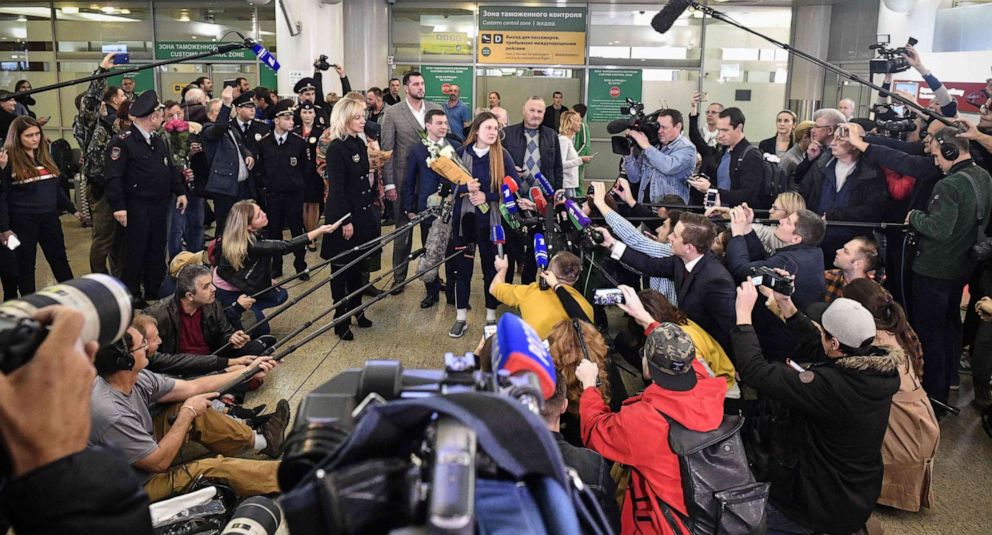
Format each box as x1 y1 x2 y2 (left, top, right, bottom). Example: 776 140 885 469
0 116 79 296
295 101 326 252
215 199 340 333
758 110 796 159
320 95 379 341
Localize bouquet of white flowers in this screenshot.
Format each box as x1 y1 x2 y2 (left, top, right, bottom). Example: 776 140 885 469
422 136 473 186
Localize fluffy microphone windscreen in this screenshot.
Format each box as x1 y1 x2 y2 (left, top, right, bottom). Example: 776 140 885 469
492 313 557 399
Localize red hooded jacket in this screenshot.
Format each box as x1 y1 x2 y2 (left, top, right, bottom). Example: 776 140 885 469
580 359 727 535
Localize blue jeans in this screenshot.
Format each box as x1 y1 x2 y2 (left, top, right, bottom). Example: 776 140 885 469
214 286 288 336
169 194 205 259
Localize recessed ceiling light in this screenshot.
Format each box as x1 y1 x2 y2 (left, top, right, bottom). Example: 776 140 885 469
62 7 79 14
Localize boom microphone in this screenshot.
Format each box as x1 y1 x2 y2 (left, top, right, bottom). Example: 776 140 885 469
243 36 280 72
651 0 693 34
492 313 557 399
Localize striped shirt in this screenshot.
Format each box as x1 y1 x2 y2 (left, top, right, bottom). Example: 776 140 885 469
605 210 678 305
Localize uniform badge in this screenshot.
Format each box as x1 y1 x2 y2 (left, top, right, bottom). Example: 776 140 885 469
110 147 121 160
352 154 360 163
290 157 298 167
255 133 263 141
799 371 815 384
309 137 317 144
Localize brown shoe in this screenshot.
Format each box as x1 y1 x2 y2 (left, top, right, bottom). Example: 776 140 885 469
260 399 290 458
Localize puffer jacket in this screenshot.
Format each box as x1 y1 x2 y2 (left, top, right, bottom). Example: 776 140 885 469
732 314 901 534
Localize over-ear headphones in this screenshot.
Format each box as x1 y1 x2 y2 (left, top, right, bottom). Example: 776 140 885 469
96 332 135 372
935 128 960 161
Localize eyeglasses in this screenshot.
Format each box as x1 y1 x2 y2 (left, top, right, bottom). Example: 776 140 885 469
811 124 834 131
129 341 148 354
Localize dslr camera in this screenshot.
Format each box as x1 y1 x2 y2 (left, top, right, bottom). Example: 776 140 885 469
314 54 336 72
608 98 661 155
748 266 794 296
869 35 918 75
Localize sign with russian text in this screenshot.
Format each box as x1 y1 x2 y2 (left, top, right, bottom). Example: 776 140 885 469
154 41 253 61
588 69 642 123
477 6 586 65
421 65 474 109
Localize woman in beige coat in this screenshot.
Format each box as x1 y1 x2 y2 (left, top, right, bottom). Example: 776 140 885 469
844 278 940 512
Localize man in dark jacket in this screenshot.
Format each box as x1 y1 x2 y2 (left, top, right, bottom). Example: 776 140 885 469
598 212 737 355
133 313 257 379
687 107 767 208
145 264 272 359
797 133 889 262
907 128 992 404
541 370 621 533
727 206 826 361
503 96 565 189
202 86 256 235
733 283 900 535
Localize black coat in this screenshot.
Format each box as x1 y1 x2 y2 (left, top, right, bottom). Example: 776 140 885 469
732 315 900 534
758 135 793 156
502 122 564 190
321 135 380 262
216 232 310 294
617 247 737 355
295 123 327 203
690 129 767 209
103 126 185 211
254 131 311 194
146 294 238 355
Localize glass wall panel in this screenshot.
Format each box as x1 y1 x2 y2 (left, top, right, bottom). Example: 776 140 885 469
700 6 792 143
392 4 476 64
476 68 583 127
0 2 58 135
588 4 701 67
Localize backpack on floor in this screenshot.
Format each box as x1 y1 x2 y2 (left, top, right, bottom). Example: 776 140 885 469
657 411 769 535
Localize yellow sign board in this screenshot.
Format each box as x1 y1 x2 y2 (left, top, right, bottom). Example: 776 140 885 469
172 83 183 94
477 31 586 65
421 32 472 56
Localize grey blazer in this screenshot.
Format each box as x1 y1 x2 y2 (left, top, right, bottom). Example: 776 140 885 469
380 99 442 190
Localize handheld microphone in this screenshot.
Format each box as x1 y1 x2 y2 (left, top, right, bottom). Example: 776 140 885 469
504 176 539 222
529 187 548 214
651 0 693 35
564 199 592 230
492 313 557 399
243 36 280 72
533 171 554 197
490 223 506 258
500 184 518 214
534 233 550 290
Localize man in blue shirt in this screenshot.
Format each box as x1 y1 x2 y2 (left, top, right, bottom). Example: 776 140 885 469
622 109 697 203
443 84 471 141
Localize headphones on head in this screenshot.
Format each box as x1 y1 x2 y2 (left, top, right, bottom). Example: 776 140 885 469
97 332 136 372
934 128 960 161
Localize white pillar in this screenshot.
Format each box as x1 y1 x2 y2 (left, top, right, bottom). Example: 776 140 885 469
275 0 344 99
342 0 391 91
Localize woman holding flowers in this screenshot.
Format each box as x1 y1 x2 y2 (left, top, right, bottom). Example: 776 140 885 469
448 111 521 338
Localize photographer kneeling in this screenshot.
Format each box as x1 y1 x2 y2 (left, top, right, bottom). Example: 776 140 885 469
733 279 900 534
89 327 289 502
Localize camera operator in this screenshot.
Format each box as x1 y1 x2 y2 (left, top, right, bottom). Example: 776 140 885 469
726 204 826 361
596 212 737 355
590 181 678 305
295 59 350 129
0 307 153 534
621 109 696 204
490 251 592 339
577 307 726 534
733 281 900 535
877 45 957 119
540 366 622 532
687 107 768 209
904 128 992 405
89 327 288 502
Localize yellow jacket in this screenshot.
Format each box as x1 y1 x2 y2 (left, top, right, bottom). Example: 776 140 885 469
491 282 594 339
680 319 738 395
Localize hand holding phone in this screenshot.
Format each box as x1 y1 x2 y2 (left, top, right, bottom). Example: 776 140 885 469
593 288 625 306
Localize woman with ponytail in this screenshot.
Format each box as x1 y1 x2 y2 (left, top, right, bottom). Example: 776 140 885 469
843 278 939 512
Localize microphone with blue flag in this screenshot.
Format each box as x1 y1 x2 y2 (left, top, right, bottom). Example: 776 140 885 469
492 313 557 400
534 233 550 290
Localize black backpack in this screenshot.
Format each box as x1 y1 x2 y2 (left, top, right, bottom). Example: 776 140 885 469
655 411 770 535
742 145 792 208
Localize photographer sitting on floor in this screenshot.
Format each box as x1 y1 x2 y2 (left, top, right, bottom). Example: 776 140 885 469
88 326 290 502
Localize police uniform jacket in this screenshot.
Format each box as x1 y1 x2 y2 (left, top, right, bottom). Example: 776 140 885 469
320 134 380 261
103 126 185 212
233 117 270 156
295 123 327 203
254 131 311 194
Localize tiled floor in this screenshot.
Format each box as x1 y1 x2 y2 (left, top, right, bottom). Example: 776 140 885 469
30 214 992 533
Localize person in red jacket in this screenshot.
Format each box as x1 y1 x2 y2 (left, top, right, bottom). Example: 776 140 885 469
576 286 726 535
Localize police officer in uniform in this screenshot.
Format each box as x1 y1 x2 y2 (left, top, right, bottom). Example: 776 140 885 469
104 90 187 305
254 100 310 280
293 77 330 129
231 91 270 157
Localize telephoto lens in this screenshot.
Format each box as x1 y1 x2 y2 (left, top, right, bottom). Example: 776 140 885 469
221 496 282 535
0 274 133 374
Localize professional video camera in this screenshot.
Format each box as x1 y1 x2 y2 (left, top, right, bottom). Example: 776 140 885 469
871 102 918 141
869 35 918 75
607 97 661 155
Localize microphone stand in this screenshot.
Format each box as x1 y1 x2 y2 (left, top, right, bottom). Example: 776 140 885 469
6 42 248 99
686 1 955 127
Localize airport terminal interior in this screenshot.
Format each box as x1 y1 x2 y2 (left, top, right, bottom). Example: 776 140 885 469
2 0 992 533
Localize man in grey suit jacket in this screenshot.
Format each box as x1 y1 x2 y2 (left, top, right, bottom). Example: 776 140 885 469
381 71 442 293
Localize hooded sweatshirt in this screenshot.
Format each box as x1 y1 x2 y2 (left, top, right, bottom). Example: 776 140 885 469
580 359 727 534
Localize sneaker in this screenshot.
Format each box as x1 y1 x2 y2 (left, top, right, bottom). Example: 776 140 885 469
486 320 497 327
227 403 266 421
449 320 468 338
950 374 960 391
255 335 277 349
959 352 972 375
260 399 290 458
